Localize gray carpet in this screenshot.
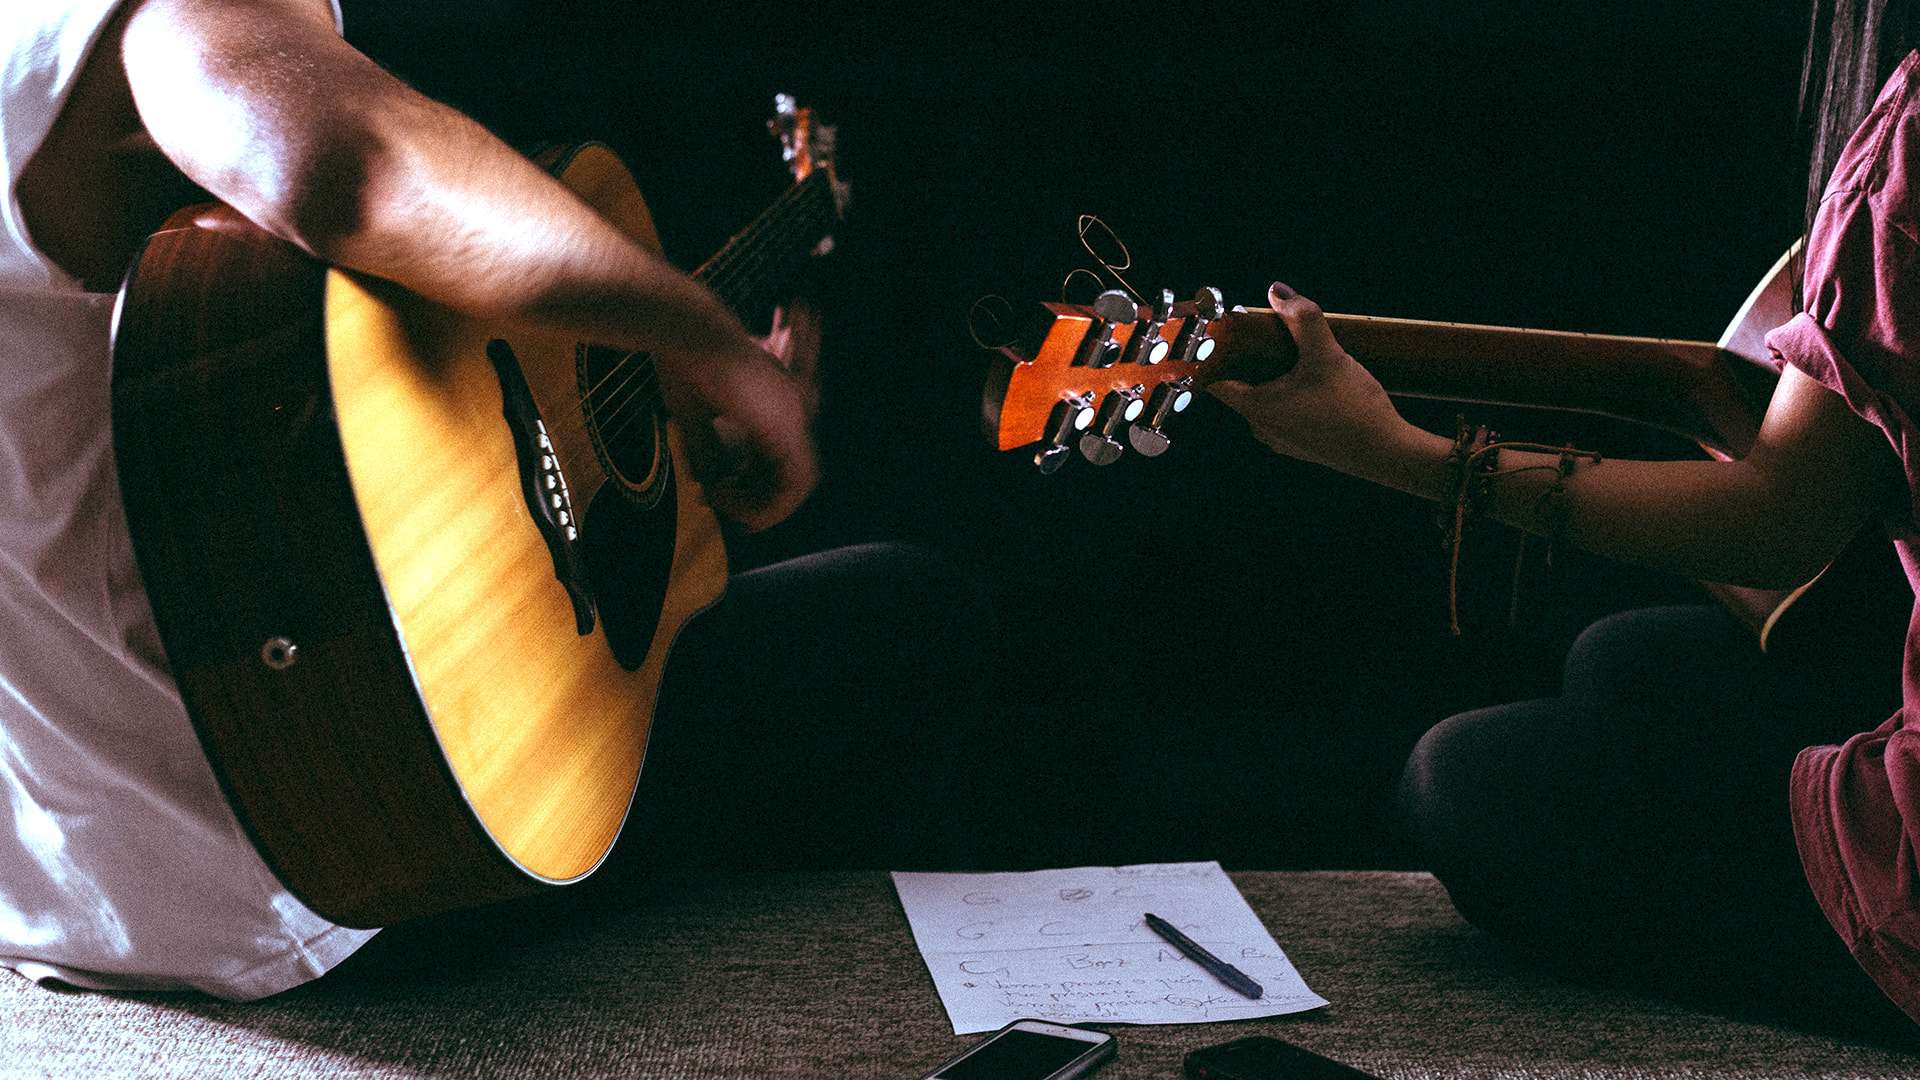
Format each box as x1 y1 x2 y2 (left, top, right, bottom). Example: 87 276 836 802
1 871 1915 1078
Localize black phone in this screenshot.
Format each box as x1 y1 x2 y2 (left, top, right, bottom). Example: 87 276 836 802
1184 1036 1380 1080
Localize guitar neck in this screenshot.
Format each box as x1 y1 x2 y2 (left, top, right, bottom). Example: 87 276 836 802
1207 308 1778 458
693 169 835 317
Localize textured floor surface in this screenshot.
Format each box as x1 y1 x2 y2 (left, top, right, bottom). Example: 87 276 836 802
2 871 1917 1078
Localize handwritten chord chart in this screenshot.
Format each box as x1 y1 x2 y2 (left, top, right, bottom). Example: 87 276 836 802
892 861 1328 1034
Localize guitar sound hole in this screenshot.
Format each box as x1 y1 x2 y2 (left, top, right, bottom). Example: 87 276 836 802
579 344 667 501
580 484 677 672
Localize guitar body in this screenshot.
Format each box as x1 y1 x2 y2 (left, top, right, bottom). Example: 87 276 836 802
111 144 727 927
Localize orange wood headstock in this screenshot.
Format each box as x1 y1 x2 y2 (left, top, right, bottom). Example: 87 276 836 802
981 287 1295 471
769 93 851 226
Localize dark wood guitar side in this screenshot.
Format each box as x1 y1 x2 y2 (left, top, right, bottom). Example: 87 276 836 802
113 205 542 926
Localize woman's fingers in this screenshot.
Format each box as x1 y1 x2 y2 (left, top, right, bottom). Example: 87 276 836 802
1206 378 1253 409
1268 282 1343 365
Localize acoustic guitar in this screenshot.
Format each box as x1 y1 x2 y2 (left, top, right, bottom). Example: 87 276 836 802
109 98 845 928
981 248 1910 658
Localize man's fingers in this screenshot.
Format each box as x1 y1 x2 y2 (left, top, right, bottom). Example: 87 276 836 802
1209 376 1296 411
707 453 816 532
689 413 818 532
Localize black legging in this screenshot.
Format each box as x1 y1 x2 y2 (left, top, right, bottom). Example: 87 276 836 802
1396 604 1916 1041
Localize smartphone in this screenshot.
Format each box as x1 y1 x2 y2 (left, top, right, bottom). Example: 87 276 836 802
921 1019 1116 1080
1184 1036 1380 1080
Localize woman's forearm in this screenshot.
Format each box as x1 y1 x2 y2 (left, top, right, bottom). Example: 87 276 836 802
1372 423 1848 588
1216 291 1899 592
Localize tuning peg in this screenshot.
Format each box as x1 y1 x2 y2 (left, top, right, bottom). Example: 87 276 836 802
769 94 800 160
1171 286 1225 363
1119 288 1175 366
1126 378 1195 457
1126 425 1170 457
1033 391 1098 472
1077 431 1124 465
1076 290 1139 370
1077 386 1143 465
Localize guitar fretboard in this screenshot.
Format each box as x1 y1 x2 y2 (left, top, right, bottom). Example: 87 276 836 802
695 169 836 318
582 169 837 429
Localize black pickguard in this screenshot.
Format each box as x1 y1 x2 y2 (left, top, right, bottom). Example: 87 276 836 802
580 453 679 672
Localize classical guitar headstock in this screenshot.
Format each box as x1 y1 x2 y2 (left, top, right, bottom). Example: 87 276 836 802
769 93 851 229
980 287 1295 472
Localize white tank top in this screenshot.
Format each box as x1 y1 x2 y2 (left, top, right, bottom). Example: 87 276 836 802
0 0 376 1000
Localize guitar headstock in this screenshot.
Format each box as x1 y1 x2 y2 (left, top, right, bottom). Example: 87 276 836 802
769 93 851 222
980 287 1294 472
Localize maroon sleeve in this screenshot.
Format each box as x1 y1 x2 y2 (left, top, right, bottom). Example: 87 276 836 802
1765 76 1919 523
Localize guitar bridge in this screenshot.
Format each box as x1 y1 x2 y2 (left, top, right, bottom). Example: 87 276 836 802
487 338 596 635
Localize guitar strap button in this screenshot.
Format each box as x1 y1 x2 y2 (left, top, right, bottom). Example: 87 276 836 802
260 637 299 671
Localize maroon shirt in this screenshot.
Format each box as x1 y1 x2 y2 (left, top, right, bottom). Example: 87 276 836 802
1766 48 1920 1025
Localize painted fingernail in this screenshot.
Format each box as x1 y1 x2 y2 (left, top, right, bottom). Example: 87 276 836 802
1269 281 1297 300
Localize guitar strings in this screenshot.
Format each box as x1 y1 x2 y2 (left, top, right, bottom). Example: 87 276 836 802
570 174 830 439
580 172 829 420
593 194 832 455
591 234 821 452
704 181 833 306
585 182 834 454
587 182 831 438
571 171 828 414
702 172 830 296
567 173 825 423
1075 213 1144 302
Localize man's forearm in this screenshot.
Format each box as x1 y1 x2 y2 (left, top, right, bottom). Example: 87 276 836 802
123 0 753 364
335 101 753 361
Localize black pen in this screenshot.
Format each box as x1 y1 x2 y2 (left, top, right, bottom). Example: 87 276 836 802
1143 912 1264 1000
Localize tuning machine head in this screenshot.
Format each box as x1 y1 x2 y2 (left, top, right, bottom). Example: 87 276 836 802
1077 385 1144 465
1126 377 1195 457
1120 288 1176 366
1075 290 1139 369
1172 286 1225 363
1032 391 1098 472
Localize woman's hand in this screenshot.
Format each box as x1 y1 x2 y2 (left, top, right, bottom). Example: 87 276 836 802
1208 282 1438 492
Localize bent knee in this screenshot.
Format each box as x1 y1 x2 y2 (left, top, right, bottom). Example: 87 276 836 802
1395 700 1565 877
1395 714 1479 868
1560 605 1750 703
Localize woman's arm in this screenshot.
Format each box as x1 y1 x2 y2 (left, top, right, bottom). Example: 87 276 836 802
1210 284 1905 589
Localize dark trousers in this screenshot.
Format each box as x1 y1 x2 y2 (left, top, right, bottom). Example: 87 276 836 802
1396 605 1916 1041
615 541 998 873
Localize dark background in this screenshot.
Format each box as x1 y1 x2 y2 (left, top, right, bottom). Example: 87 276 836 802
340 1 1821 869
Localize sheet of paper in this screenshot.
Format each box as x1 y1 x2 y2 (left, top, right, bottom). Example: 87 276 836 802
891 861 1328 1034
